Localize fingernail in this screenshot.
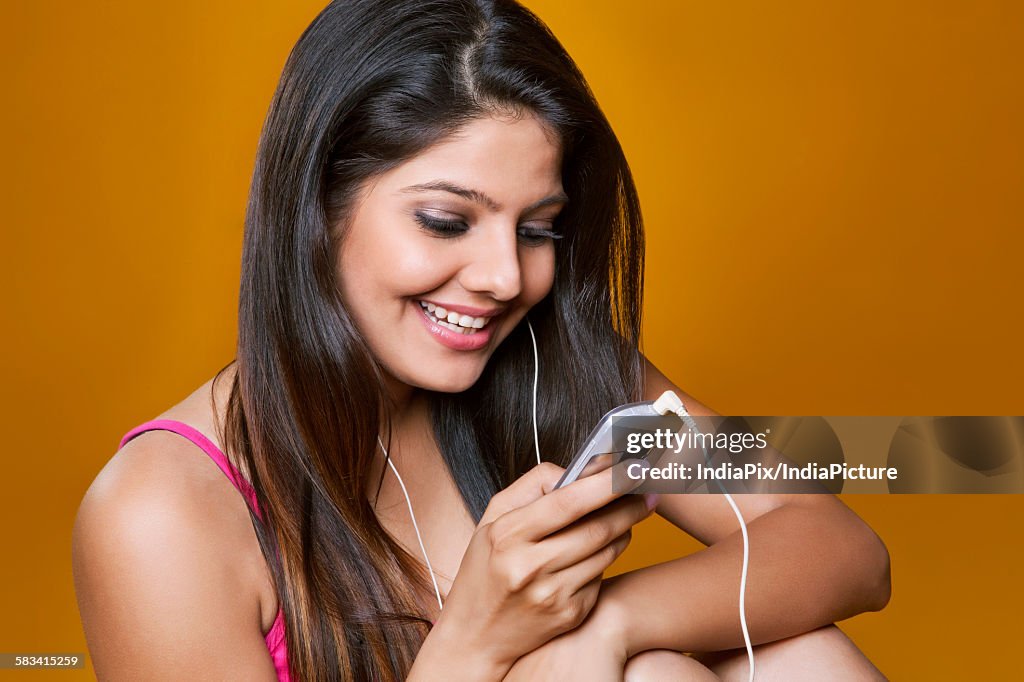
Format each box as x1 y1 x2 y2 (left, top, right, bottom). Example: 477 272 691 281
643 493 660 511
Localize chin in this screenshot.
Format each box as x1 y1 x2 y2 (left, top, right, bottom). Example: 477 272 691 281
419 374 483 394
403 364 486 394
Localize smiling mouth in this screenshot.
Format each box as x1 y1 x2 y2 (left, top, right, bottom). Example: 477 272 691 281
417 300 493 335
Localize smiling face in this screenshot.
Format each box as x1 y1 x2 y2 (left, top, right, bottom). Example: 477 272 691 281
336 113 566 396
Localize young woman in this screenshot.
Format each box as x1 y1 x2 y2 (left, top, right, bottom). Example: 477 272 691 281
72 1 891 680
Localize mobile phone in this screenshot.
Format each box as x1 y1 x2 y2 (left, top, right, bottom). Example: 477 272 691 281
553 399 680 489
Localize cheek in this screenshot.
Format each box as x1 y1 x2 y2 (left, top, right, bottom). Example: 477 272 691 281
336 243 378 311
379 243 465 306
521 247 556 303
389 246 447 291
340 252 433 310
338 222 444 304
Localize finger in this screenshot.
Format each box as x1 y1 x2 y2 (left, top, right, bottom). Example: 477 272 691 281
499 457 644 542
567 573 603 626
553 531 632 596
480 462 566 525
536 495 651 573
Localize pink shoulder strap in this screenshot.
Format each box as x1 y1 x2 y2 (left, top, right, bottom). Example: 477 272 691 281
119 419 262 520
120 419 290 678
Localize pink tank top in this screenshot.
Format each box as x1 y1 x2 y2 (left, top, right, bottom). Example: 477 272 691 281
119 419 291 682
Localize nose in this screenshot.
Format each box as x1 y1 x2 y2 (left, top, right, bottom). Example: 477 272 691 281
457 222 523 301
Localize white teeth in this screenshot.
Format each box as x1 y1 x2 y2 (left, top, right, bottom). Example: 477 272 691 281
418 300 492 332
439 319 470 334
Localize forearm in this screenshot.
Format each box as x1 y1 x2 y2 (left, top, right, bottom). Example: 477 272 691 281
598 499 891 656
408 621 507 682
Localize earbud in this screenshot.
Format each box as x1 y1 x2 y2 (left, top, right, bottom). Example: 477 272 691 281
652 390 687 418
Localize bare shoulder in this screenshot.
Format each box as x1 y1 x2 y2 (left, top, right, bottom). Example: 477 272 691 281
72 415 277 679
639 355 861 547
641 355 717 416
640 354 798 542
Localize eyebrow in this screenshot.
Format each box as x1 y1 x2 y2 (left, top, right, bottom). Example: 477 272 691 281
400 180 569 213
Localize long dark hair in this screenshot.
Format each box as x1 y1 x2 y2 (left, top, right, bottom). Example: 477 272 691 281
217 1 644 679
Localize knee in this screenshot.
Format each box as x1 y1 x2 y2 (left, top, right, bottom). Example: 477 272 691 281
757 624 884 680
698 625 885 682
625 649 720 682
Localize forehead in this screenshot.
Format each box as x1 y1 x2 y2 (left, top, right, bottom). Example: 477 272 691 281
371 114 565 208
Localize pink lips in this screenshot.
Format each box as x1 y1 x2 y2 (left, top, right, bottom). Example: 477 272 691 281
418 299 504 318
415 301 496 351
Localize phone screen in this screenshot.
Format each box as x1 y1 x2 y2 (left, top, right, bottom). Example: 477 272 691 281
553 411 681 490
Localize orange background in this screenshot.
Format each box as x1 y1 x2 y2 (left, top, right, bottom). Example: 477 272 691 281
2 1 1022 679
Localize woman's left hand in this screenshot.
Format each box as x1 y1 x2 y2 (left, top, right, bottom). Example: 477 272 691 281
502 583 628 681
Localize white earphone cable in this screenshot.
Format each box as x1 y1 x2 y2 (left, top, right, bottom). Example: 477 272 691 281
377 319 751 681
377 436 444 611
375 315 540 616
526 318 541 467
673 405 754 682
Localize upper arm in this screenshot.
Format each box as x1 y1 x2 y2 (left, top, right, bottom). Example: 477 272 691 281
72 445 279 681
640 356 867 546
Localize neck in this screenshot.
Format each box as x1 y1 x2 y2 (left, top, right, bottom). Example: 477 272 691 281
387 392 432 445
368 390 436 505
379 366 417 412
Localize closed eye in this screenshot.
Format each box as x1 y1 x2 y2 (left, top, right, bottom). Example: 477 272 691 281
414 212 468 237
414 211 563 246
517 224 563 246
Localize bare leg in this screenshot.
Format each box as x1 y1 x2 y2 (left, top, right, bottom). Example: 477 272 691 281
693 625 886 681
625 650 720 681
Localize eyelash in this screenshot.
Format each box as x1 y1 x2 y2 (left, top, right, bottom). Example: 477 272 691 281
414 212 564 246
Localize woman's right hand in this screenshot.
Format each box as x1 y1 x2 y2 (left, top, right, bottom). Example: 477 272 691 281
417 461 657 679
